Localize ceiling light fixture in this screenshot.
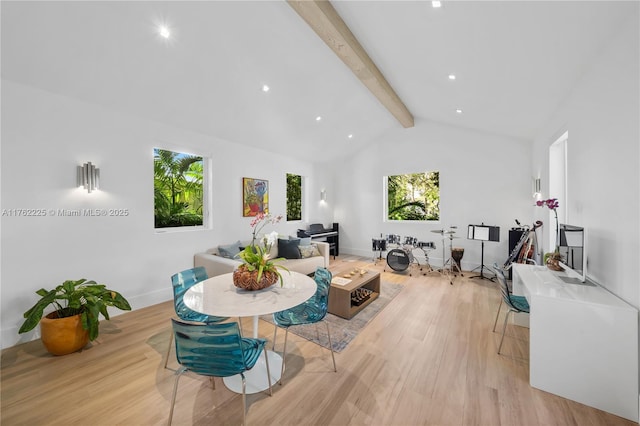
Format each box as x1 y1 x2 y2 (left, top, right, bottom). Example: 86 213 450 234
159 25 170 39
262 84 270 92
448 74 456 80
456 109 463 114
348 134 353 139
315 116 322 121
432 1 442 8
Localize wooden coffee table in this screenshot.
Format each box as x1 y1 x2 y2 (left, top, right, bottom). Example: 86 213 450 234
328 264 381 319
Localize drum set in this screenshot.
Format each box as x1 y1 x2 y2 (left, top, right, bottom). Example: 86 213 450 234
372 226 463 284
372 234 436 276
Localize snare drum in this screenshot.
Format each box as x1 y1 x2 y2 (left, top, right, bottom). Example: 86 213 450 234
418 241 435 250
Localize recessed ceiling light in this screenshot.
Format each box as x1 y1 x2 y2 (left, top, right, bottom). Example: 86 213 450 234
316 116 322 121
348 134 353 139
456 109 463 114
262 84 270 92
159 25 170 39
432 1 442 8
448 74 456 80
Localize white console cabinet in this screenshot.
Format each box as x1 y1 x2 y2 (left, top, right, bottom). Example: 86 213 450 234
511 264 638 422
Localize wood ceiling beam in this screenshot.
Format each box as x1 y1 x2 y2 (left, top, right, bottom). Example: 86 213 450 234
288 0 414 128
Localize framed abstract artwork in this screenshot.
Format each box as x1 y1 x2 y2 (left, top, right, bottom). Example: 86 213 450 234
242 177 269 217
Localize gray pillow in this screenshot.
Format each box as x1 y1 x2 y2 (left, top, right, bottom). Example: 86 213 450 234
291 235 311 246
218 240 242 259
278 238 301 259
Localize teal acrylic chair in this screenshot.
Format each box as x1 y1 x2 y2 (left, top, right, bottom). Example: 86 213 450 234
164 266 228 369
272 267 337 384
492 264 530 354
167 319 272 426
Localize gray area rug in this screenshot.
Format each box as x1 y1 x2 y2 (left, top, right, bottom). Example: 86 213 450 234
261 281 403 353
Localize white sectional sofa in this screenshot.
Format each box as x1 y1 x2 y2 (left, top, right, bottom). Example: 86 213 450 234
194 240 330 278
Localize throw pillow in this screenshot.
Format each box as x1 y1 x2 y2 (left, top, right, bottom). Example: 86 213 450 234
291 235 312 246
299 245 321 259
218 240 242 259
278 238 301 259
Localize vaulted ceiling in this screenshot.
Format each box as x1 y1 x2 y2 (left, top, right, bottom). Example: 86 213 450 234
1 1 636 162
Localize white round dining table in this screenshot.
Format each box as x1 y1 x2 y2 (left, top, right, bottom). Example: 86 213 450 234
183 271 316 394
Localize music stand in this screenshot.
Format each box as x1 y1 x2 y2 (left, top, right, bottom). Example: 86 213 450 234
468 223 500 281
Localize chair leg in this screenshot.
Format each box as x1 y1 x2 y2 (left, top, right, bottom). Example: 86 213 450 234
324 321 337 372
272 325 278 351
163 333 174 370
492 299 503 332
280 328 290 385
167 368 186 426
263 347 273 396
240 373 247 426
498 309 512 354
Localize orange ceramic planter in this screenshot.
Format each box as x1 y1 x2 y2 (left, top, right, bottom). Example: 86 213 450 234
40 312 89 355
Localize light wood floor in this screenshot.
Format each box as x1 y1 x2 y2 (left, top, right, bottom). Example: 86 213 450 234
1 255 636 426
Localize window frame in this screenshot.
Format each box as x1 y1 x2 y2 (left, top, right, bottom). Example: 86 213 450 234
286 173 303 222
153 147 211 232
384 171 440 222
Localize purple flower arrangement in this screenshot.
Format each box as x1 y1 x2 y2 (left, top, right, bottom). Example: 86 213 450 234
536 198 560 252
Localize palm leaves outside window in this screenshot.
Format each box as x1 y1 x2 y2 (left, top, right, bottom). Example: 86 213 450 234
154 148 204 228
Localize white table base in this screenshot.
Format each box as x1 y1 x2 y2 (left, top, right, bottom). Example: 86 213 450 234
223 350 282 394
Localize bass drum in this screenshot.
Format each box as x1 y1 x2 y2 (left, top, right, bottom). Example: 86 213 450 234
386 248 413 271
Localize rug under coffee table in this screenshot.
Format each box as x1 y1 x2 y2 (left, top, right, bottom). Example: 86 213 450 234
328 264 381 319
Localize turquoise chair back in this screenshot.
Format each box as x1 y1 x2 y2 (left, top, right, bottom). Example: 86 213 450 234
273 267 332 326
172 319 263 377
171 267 226 323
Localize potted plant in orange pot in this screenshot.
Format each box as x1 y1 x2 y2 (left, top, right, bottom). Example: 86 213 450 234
18 278 131 355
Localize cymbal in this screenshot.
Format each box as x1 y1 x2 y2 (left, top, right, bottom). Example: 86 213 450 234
431 229 445 234
445 230 456 234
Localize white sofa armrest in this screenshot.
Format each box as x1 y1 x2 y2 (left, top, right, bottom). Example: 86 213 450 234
312 241 330 268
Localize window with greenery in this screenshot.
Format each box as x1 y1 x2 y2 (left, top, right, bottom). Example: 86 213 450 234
387 172 440 221
286 173 302 221
154 148 205 229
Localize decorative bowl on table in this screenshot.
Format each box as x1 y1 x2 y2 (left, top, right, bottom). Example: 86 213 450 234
232 265 279 291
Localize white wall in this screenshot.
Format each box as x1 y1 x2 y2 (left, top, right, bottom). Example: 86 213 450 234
531 14 639 308
0 81 332 349
330 118 532 271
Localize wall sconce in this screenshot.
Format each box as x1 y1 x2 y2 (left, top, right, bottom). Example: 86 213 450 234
320 189 327 201
532 177 541 197
77 162 100 193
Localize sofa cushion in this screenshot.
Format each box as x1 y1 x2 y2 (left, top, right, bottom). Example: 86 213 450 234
278 238 301 259
218 240 242 259
299 244 321 259
291 235 311 246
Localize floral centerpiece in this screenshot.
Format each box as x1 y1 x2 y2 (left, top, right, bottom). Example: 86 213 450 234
536 198 563 270
233 213 289 291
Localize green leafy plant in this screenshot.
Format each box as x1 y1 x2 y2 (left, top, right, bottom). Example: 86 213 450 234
387 172 440 221
154 148 204 228
19 278 132 341
238 232 289 286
